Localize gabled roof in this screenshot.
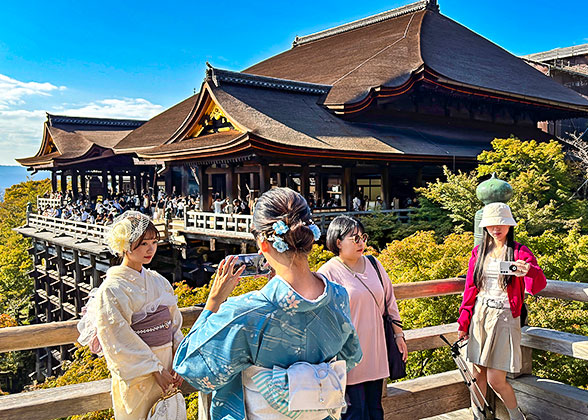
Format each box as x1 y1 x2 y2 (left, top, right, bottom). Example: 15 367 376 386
244 0 588 111
16 114 146 168
138 67 552 163
114 95 198 153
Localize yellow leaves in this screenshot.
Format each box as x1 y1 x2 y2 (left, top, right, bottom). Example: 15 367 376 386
377 231 472 283
0 313 17 328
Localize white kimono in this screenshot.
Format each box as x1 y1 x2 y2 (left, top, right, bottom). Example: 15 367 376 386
92 265 184 420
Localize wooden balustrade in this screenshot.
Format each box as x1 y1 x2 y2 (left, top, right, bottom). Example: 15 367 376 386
27 214 108 245
0 278 587 420
183 209 416 237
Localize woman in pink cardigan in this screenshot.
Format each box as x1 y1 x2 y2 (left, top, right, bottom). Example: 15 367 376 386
458 203 546 420
319 215 407 420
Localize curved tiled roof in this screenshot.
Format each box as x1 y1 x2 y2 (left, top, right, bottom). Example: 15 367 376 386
114 95 198 152
244 2 588 110
16 114 146 167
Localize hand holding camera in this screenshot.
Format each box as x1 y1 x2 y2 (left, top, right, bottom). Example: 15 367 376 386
499 260 530 277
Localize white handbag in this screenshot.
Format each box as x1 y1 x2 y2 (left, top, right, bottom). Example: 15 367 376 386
147 389 187 420
242 360 347 420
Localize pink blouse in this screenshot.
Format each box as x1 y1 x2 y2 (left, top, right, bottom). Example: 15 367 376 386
318 256 401 385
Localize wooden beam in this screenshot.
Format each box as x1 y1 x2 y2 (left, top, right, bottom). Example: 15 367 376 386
394 278 465 300
493 375 588 420
538 280 588 302
521 326 588 360
383 370 470 420
0 379 112 420
0 307 203 353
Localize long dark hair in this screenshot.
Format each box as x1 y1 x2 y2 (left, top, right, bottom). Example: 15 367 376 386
473 226 515 290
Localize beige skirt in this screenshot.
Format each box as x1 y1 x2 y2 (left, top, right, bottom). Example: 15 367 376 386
466 298 522 373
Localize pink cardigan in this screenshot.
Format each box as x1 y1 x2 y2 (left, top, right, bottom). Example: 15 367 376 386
457 242 546 332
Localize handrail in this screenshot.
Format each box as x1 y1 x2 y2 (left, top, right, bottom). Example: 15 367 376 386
0 278 585 354
27 214 108 245
183 208 416 235
1 278 587 420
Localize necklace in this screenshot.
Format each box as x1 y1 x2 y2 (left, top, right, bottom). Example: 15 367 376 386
335 256 364 275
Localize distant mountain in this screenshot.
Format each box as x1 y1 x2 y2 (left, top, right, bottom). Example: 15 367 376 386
0 166 47 201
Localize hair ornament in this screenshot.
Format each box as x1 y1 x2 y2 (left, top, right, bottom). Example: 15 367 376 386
308 223 321 241
271 236 290 253
272 220 289 235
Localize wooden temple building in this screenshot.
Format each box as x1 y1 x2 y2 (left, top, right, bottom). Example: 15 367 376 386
14 0 588 378
18 0 588 210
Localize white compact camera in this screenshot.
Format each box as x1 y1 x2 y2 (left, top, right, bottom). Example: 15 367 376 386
499 261 518 275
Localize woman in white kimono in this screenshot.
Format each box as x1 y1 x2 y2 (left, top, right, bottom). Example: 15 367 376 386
77 211 184 419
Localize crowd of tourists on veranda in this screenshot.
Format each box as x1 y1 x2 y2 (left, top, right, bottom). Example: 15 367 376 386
76 187 545 420
38 191 200 224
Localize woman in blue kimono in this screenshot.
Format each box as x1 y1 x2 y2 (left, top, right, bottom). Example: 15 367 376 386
174 187 362 420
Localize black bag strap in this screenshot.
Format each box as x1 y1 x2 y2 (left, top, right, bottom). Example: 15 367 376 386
366 255 403 329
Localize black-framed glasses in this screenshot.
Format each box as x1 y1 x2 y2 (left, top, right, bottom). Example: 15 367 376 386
347 233 369 244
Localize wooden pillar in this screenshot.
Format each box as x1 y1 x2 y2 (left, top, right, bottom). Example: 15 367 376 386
60 171 67 194
150 167 158 198
71 170 78 199
80 170 87 196
381 165 390 210
199 165 210 211
259 164 270 193
165 169 173 195
343 166 354 210
300 165 310 199
101 170 108 197
51 171 57 193
141 172 148 194
227 166 238 200
277 172 286 188
118 174 124 193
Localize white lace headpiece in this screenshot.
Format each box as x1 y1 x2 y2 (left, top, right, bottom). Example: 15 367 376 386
105 211 152 256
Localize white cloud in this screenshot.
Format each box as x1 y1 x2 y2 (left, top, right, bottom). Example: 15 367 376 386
61 98 163 120
0 73 164 165
0 74 66 110
0 109 47 164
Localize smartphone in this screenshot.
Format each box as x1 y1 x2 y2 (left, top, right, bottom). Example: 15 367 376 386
232 254 271 277
499 261 518 275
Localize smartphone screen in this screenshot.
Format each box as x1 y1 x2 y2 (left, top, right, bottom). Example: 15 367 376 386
232 254 271 277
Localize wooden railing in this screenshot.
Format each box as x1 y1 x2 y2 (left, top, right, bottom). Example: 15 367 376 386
183 209 416 238
0 278 586 420
37 197 63 209
184 211 254 239
26 214 108 245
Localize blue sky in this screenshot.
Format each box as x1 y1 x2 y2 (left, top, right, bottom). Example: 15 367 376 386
1 0 587 165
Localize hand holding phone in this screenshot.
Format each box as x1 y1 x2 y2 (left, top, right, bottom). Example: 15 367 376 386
232 253 271 278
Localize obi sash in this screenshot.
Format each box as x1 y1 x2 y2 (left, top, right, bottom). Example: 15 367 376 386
131 305 173 347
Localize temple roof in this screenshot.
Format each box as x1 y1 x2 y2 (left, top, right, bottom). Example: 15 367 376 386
138 67 552 162
244 1 588 111
114 95 198 153
16 114 146 168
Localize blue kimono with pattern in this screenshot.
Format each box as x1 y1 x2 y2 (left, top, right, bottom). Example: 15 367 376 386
173 275 363 420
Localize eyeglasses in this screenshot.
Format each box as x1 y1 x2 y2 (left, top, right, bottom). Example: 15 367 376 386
346 233 369 244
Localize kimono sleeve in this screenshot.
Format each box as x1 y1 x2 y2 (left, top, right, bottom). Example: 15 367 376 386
161 278 184 351
95 286 162 382
334 290 363 371
173 306 254 393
